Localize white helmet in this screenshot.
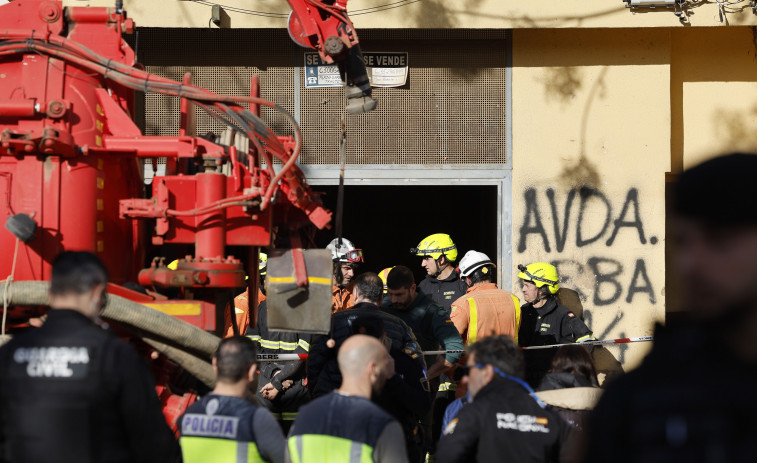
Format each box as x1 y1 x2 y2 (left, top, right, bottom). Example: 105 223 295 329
326 238 364 263
459 250 494 277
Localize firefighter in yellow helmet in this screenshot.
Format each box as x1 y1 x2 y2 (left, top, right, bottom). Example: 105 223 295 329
227 251 268 338
517 262 595 386
411 233 468 312
378 267 394 294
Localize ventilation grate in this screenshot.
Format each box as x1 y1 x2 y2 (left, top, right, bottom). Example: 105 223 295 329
135 28 509 165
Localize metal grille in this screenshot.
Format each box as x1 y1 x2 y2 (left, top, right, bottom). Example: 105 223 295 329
134 28 508 165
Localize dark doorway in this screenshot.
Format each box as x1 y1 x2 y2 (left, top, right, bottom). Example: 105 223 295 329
313 185 499 284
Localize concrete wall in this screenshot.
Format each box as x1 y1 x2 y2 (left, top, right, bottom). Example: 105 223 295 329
512 29 670 371
66 0 757 28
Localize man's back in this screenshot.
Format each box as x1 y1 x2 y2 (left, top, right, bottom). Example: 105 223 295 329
179 393 285 463
381 292 446 352
0 309 179 463
437 378 569 463
287 392 407 463
451 283 520 345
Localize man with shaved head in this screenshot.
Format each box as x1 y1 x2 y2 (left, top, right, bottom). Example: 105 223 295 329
287 335 409 463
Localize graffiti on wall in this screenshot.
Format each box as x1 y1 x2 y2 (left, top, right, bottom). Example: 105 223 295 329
517 187 658 308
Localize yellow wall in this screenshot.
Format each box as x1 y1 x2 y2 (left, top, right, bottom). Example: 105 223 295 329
511 29 671 372
66 0 757 29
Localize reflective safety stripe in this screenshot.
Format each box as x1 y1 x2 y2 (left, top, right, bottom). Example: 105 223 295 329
511 294 521 346
468 298 478 345
438 382 457 392
576 334 596 343
280 411 298 421
180 436 264 463
287 434 373 463
298 339 311 352
249 337 310 352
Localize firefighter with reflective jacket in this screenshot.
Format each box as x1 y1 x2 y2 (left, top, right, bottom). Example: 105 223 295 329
327 238 364 313
246 301 312 434
451 250 521 346
517 262 595 386
412 233 468 312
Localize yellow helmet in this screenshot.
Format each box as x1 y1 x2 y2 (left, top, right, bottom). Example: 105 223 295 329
411 233 458 262
259 252 268 276
378 267 394 294
167 259 179 271
518 263 560 294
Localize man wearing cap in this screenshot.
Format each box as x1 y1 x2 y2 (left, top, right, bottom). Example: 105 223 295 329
450 250 521 346
586 153 757 462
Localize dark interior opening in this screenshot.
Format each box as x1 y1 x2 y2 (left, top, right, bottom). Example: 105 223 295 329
312 184 499 284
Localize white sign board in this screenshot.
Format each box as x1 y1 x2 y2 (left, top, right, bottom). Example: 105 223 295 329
304 52 409 89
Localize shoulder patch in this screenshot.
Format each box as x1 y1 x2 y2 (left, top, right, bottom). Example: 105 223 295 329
567 312 575 318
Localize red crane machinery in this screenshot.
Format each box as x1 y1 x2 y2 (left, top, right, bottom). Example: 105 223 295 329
0 0 375 428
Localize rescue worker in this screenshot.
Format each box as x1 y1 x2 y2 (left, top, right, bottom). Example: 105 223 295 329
287 335 408 463
517 262 595 386
0 251 180 462
436 336 572 463
227 251 267 337
411 234 467 434
178 336 285 463
412 233 467 312
246 300 312 434
307 272 426 398
451 250 521 346
327 237 364 312
381 265 464 458
587 153 757 463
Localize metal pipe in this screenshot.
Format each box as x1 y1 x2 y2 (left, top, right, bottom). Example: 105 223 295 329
195 172 226 259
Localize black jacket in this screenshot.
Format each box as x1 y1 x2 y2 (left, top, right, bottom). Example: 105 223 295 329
418 271 468 312
306 303 426 398
246 302 311 415
436 377 572 463
537 372 593 392
586 322 757 463
0 309 180 463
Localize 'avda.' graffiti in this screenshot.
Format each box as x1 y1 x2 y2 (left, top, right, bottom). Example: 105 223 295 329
518 187 657 307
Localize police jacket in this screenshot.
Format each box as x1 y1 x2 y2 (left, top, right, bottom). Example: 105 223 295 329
306 303 426 398
286 392 408 463
436 377 572 463
419 271 468 312
586 322 757 463
381 292 464 365
179 393 286 463
0 309 180 463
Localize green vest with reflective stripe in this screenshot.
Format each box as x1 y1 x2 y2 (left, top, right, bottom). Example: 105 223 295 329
181 436 264 463
288 434 373 463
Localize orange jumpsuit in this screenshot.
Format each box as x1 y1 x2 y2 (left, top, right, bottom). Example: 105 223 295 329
331 284 355 313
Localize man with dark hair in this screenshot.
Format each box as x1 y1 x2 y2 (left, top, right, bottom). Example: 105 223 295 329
0 251 180 462
382 266 463 379
307 272 426 400
179 336 285 463
436 336 571 463
287 335 408 463
586 153 757 462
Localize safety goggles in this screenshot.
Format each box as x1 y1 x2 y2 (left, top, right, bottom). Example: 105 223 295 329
343 249 364 263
